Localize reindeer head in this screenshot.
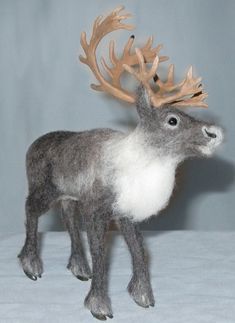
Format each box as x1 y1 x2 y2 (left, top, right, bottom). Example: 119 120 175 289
135 85 223 161
80 6 223 161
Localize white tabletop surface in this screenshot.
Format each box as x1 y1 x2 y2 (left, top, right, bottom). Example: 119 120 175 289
0 231 234 323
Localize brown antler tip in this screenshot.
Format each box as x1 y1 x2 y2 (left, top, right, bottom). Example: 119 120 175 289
91 83 103 91
153 74 159 82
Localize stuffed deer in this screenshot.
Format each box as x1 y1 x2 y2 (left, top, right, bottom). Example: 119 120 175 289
18 6 223 320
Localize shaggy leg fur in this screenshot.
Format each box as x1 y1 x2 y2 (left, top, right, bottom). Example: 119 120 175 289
61 200 92 281
18 187 58 280
118 218 155 308
84 213 113 320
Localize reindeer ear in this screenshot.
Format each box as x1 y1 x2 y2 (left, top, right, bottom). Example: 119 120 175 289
135 84 152 119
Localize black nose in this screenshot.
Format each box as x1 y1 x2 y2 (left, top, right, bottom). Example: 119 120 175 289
205 129 217 139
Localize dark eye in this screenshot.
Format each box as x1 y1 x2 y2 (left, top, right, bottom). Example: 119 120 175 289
168 117 178 126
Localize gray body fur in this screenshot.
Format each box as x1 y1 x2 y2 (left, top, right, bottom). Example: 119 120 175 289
18 87 223 320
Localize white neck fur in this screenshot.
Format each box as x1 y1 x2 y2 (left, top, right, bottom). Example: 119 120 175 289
106 133 180 222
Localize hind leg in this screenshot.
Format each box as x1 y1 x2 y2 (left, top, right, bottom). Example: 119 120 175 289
61 200 91 281
18 186 58 280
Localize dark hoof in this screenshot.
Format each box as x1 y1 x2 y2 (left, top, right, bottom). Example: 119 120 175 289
23 270 37 281
150 302 155 307
107 314 113 319
91 312 107 321
76 275 89 281
134 299 149 308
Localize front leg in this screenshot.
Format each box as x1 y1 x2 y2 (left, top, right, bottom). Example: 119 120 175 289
117 217 155 308
85 213 113 320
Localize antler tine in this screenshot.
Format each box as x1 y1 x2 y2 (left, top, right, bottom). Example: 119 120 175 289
113 5 125 13
137 48 146 72
145 36 153 48
151 44 168 62
109 40 118 66
143 39 168 63
112 5 133 19
156 64 184 93
149 54 161 78
167 64 174 84
100 57 113 78
123 35 135 56
80 32 87 55
92 15 103 38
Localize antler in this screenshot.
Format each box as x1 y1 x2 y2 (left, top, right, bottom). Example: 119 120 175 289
79 6 168 104
124 49 208 108
80 6 208 108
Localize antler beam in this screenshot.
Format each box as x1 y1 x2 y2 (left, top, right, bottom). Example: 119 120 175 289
79 6 135 103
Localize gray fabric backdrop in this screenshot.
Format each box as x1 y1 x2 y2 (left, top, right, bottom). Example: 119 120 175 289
0 0 234 232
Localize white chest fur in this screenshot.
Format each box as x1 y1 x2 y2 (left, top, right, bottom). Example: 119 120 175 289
108 136 178 222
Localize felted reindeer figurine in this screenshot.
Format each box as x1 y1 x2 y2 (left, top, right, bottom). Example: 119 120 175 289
18 6 223 321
